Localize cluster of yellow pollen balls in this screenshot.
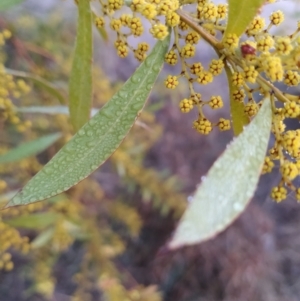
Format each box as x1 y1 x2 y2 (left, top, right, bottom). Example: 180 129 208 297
94 0 300 202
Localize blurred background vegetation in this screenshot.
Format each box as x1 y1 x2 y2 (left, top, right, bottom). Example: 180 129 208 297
1 1 300 301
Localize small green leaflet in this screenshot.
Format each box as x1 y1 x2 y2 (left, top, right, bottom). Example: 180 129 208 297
0 133 61 164
0 0 24 10
169 98 272 249
6 36 170 208
223 0 265 39
69 0 93 131
224 64 249 136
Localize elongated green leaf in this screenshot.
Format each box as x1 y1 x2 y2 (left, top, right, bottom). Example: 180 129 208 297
69 0 93 131
16 106 99 117
0 133 61 164
6 37 170 207
224 0 265 39
0 0 24 10
224 64 249 136
4 69 66 105
169 98 272 249
5 212 58 229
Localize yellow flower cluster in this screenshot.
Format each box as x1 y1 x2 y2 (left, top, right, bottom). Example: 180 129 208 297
0 30 32 133
0 221 30 271
95 0 181 59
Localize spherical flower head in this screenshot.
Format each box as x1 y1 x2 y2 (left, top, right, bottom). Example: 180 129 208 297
166 11 180 27
141 3 157 20
232 89 245 103
117 45 129 58
190 62 204 75
134 49 147 61
159 0 179 15
223 33 239 52
256 35 274 52
180 43 196 58
262 156 274 174
242 65 258 83
284 70 300 86
261 55 284 82
110 18 122 31
197 3 218 21
244 102 258 117
197 71 213 85
129 17 144 36
283 101 300 118
209 95 223 109
269 10 284 26
280 161 298 181
216 4 227 20
130 0 144 12
185 31 200 45
95 17 105 28
231 72 244 87
275 37 293 55
150 24 168 40
137 42 149 52
282 130 300 158
218 118 231 131
165 75 179 89
193 117 212 134
209 59 224 76
179 98 193 113
179 20 189 31
108 0 124 11
120 14 132 26
271 186 287 202
246 16 265 35
165 50 178 65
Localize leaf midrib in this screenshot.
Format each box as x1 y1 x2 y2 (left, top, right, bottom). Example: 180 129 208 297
23 44 163 202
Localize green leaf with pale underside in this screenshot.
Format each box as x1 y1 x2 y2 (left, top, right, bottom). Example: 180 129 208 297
224 63 249 136
169 98 272 249
0 133 61 164
224 0 265 39
6 36 170 208
69 0 93 131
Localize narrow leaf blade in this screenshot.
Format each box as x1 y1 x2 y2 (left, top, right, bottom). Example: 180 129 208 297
4 69 66 104
6 37 170 207
16 106 99 117
224 0 265 39
69 0 93 131
0 0 24 10
169 98 272 249
0 133 61 164
225 64 249 136
5 212 58 230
